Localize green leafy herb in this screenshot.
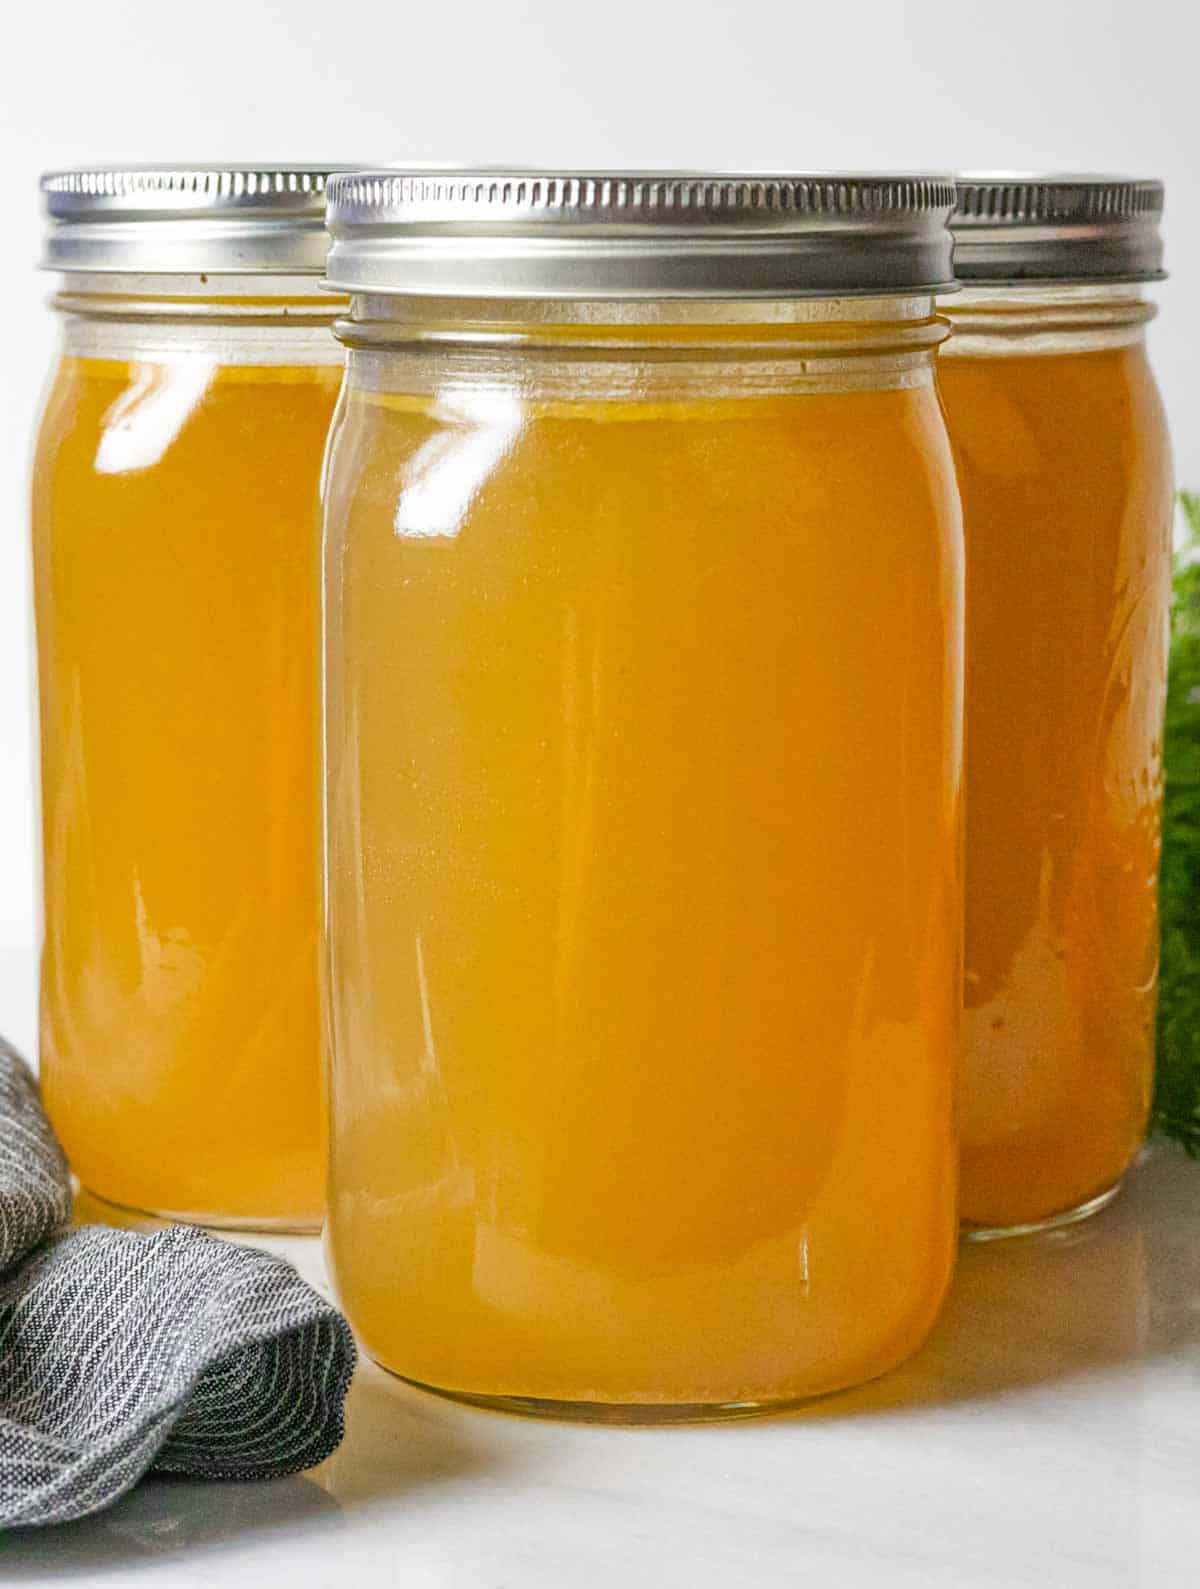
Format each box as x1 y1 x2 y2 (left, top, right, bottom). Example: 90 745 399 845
1154 490 1200 1154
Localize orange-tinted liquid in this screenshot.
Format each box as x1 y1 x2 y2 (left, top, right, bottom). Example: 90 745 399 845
323 342 964 1409
940 342 1172 1230
33 351 339 1225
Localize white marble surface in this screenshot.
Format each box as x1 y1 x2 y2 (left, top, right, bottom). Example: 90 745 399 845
1 947 1199 1587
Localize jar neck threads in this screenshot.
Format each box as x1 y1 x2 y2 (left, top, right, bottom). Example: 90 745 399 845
335 293 946 399
49 274 347 367
338 291 942 343
51 272 342 322
939 283 1154 358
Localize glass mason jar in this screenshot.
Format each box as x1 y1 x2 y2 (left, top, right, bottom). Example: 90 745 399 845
321 171 965 1417
940 177 1173 1236
32 167 354 1228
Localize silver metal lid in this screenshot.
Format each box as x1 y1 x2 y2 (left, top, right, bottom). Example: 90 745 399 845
951 175 1165 284
41 165 360 274
323 170 958 299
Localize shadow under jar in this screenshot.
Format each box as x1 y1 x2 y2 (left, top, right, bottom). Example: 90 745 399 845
321 170 965 1418
32 166 357 1229
940 177 1174 1238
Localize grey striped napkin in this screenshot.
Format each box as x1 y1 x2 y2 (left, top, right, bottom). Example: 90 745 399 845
0 1036 355 1528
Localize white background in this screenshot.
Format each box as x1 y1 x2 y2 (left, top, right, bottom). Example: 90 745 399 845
2 0 1197 964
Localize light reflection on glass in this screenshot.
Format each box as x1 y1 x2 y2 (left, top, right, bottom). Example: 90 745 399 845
394 393 523 540
94 359 217 476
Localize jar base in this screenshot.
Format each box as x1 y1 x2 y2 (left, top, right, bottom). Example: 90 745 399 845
378 1364 858 1425
74 1183 322 1237
960 1178 1124 1243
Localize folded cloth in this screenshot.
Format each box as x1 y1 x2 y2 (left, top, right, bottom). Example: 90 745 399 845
0 1036 72 1271
0 1036 355 1528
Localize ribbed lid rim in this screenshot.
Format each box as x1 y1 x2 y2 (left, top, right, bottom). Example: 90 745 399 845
950 173 1166 284
323 169 959 300
41 164 361 274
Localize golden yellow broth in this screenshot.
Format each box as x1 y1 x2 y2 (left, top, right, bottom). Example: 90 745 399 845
323 361 963 1406
33 352 338 1225
941 343 1172 1230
